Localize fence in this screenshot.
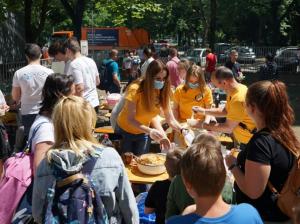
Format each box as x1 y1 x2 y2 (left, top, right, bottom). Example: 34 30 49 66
0 46 299 94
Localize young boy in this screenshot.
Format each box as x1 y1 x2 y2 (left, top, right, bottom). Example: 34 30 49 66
167 134 263 224
144 149 183 224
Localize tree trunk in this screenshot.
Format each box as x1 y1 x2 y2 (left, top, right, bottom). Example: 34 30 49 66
209 0 217 51
198 0 209 47
60 0 86 40
178 31 182 46
270 0 282 45
24 0 33 42
24 0 48 43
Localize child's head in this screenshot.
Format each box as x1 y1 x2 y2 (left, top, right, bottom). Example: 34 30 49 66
192 131 209 144
181 134 225 199
165 149 183 178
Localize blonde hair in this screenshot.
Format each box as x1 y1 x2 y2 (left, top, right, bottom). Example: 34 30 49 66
48 96 99 160
184 64 206 93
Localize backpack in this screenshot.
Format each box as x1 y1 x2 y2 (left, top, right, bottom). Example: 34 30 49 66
99 61 114 91
0 122 46 224
262 131 300 218
268 155 300 218
43 159 108 224
0 121 11 160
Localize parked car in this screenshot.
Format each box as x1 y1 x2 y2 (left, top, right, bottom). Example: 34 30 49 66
274 47 300 73
214 43 232 59
186 48 207 67
219 46 256 64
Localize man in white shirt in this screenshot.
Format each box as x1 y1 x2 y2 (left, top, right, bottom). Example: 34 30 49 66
64 38 100 110
140 47 154 76
48 40 71 74
12 43 53 138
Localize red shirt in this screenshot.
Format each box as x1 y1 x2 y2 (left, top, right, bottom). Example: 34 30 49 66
206 53 217 73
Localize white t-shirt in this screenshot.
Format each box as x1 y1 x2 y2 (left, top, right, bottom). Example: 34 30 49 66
141 57 154 76
12 64 53 115
67 56 99 107
64 60 71 74
28 115 54 153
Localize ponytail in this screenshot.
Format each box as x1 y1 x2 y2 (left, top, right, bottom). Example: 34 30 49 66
246 80 300 156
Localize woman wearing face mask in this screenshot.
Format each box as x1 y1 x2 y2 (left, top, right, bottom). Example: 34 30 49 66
116 59 183 155
173 64 213 123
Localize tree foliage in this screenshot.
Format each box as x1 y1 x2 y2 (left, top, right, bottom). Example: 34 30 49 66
0 0 300 46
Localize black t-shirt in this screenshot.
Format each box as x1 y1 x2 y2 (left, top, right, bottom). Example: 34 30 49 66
235 128 294 221
225 60 241 81
145 179 171 224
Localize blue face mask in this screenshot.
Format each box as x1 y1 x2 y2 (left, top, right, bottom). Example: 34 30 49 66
188 82 199 89
154 80 165 90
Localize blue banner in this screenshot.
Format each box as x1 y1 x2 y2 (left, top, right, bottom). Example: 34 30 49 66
87 29 119 46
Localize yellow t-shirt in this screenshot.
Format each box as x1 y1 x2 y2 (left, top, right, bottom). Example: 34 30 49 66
226 84 256 144
117 82 161 134
173 84 213 121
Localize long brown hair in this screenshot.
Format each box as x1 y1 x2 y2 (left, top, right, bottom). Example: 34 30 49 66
246 80 300 156
140 59 171 110
183 64 206 93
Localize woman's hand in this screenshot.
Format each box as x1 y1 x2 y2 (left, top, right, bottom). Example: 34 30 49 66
225 154 237 168
0 104 9 116
149 128 165 142
192 106 206 115
187 119 204 129
160 138 171 151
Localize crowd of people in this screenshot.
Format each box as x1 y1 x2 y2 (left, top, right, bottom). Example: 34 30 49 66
0 37 299 224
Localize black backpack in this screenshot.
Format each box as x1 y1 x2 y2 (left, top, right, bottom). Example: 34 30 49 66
99 61 114 91
0 122 11 159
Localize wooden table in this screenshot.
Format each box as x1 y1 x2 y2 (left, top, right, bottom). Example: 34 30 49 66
94 126 114 134
125 165 169 184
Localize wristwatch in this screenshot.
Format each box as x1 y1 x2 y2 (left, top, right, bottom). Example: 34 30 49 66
228 163 238 171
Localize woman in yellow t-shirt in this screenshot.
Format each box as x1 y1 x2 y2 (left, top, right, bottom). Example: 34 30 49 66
116 60 183 155
173 64 213 123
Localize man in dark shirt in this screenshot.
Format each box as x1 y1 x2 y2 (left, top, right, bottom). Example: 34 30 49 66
259 53 278 81
225 50 243 82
